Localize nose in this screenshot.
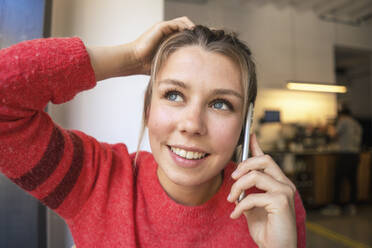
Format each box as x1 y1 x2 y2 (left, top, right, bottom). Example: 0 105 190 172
178 103 207 136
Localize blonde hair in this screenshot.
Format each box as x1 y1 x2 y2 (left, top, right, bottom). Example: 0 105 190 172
135 25 257 164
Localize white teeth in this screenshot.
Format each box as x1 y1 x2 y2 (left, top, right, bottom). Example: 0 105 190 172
180 149 186 158
170 146 207 160
186 152 193 159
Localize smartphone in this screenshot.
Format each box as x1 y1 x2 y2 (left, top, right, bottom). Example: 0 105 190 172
238 102 254 202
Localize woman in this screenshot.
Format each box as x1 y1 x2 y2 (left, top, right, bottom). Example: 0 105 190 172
0 17 305 247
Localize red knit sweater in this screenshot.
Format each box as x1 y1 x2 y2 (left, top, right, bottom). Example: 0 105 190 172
0 38 306 247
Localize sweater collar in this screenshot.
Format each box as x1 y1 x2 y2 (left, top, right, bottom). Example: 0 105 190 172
137 153 237 228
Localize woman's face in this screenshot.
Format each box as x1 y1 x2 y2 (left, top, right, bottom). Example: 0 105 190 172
147 46 244 189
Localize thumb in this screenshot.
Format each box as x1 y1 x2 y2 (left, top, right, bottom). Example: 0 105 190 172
250 133 264 157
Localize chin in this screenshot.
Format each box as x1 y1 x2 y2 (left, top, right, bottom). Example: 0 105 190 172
163 164 221 187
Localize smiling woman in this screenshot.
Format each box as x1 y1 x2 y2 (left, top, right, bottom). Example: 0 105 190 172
0 17 306 247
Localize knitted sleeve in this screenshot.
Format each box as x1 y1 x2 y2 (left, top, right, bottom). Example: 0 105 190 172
0 37 117 219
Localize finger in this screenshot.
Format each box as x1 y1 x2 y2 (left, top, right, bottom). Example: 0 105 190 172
250 133 264 157
230 193 269 219
175 16 195 28
232 155 295 190
232 157 296 192
230 192 293 219
228 170 294 203
233 155 279 179
160 20 188 35
163 17 194 33
152 20 185 38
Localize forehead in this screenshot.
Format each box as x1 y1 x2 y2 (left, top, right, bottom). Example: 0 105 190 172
156 46 242 92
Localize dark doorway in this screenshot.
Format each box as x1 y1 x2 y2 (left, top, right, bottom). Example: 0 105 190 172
335 46 372 148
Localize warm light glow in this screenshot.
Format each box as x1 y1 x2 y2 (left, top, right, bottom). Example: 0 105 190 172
255 88 337 125
287 82 347 93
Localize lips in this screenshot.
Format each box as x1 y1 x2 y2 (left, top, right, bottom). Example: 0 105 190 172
168 145 209 160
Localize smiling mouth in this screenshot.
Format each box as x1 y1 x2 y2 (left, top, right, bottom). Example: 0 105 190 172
168 146 209 160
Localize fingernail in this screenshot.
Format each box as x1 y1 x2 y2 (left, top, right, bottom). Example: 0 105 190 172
230 211 236 219
227 193 232 202
231 170 239 178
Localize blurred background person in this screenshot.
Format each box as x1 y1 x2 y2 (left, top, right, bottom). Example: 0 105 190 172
322 105 362 216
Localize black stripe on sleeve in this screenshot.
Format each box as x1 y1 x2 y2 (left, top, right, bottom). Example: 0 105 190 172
12 126 65 191
41 131 84 209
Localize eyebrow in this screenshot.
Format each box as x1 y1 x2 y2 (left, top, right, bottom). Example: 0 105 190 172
157 79 243 99
213 88 243 99
157 79 188 89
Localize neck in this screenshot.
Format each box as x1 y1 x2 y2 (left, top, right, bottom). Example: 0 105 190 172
157 168 223 206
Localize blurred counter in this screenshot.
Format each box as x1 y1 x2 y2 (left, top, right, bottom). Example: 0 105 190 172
267 150 372 207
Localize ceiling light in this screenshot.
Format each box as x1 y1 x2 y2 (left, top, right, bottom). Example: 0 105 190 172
286 81 347 93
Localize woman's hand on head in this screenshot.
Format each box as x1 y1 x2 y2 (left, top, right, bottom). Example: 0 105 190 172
227 134 297 248
131 16 195 75
87 17 194 81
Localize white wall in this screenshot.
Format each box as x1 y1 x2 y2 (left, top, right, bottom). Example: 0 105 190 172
165 0 372 124
48 1 163 247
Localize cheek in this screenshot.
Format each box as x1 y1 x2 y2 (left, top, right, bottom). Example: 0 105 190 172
208 115 242 152
147 103 175 138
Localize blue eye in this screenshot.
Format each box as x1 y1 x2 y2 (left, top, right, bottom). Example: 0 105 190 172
211 99 232 110
165 91 183 102
213 102 225 109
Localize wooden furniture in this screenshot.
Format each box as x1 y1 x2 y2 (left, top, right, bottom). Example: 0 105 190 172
271 150 372 207
358 151 371 201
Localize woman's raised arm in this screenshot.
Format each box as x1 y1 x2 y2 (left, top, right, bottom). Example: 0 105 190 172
0 17 193 220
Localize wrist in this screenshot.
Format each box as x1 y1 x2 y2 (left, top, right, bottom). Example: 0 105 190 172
87 43 144 82
114 42 144 77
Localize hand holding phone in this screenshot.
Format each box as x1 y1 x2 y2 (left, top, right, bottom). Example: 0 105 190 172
228 103 298 247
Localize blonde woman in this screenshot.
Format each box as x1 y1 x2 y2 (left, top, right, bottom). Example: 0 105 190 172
0 17 305 247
